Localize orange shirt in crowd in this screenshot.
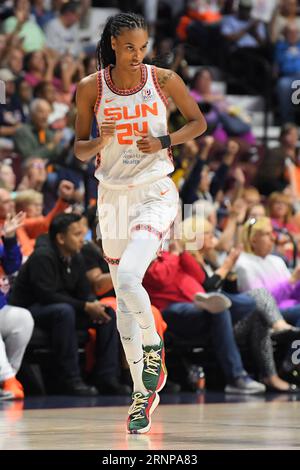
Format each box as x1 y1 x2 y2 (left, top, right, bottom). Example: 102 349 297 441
0 198 69 258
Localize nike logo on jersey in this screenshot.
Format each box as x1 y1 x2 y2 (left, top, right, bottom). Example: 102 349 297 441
160 189 170 196
105 98 115 103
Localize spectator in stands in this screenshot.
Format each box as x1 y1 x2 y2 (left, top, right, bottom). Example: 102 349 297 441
275 23 300 123
17 157 47 192
31 0 56 29
78 0 92 30
0 34 7 65
221 0 269 94
241 186 261 207
0 188 15 225
34 81 69 130
221 0 267 51
23 49 57 88
14 78 32 122
18 155 85 216
140 0 185 38
13 98 66 161
246 202 266 219
10 213 130 395
256 123 298 196
196 196 249 255
0 161 16 192
176 0 223 64
0 180 74 257
181 215 300 391
143 239 266 394
0 211 34 400
0 26 26 69
268 191 299 234
266 191 300 263
45 1 82 57
270 0 300 43
189 68 255 144
52 53 85 104
83 55 97 76
6 47 24 75
171 138 201 189
236 215 300 383
180 138 240 212
282 125 300 204
0 68 24 140
17 180 74 256
150 39 190 83
236 216 300 323
3 0 45 52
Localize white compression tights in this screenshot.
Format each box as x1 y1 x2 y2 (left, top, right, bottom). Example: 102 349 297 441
108 232 162 394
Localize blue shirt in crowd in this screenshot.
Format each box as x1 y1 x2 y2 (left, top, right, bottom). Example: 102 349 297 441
275 40 300 76
0 236 22 308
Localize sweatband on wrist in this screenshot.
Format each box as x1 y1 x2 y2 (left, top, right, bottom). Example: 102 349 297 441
157 135 171 149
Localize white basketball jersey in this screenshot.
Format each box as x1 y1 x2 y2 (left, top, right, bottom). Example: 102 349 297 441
94 64 174 188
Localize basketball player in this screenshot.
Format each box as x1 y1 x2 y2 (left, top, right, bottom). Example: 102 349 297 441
74 12 206 434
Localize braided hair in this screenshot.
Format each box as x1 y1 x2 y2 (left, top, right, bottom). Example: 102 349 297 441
96 13 147 70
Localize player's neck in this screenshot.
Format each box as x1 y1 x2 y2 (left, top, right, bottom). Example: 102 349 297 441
110 64 142 90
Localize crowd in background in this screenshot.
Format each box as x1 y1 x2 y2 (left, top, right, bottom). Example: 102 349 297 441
2 0 300 399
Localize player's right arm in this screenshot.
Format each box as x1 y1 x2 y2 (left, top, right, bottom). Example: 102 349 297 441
74 74 116 162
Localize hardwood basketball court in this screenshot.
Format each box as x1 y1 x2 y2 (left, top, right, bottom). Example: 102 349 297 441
1 395 300 450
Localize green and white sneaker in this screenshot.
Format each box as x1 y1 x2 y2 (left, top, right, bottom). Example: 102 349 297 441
142 337 167 393
127 391 160 434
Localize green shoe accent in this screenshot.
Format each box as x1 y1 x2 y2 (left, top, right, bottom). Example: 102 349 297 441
127 391 159 434
142 338 167 393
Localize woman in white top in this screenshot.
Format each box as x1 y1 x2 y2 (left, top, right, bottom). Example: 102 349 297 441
236 216 300 311
236 217 300 380
74 12 206 433
182 216 300 392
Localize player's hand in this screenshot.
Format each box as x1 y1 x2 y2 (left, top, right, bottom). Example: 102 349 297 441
134 130 162 154
100 119 116 148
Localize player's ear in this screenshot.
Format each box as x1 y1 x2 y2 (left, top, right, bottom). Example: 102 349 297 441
111 36 116 51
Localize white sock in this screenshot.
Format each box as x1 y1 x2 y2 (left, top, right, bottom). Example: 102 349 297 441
140 322 161 347
117 306 148 396
128 357 148 395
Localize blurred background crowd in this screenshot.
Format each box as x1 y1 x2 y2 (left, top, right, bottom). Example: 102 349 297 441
2 0 300 400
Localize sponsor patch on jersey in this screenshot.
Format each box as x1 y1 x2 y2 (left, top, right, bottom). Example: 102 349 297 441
142 88 154 102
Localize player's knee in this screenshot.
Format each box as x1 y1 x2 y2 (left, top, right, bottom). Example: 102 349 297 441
117 313 137 343
117 268 141 293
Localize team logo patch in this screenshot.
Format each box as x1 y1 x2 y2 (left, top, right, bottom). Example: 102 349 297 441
142 88 154 101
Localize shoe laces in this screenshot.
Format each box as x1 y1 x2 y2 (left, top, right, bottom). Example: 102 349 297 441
128 393 149 421
144 348 161 376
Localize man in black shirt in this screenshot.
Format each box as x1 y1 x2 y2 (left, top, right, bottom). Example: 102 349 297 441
10 213 130 395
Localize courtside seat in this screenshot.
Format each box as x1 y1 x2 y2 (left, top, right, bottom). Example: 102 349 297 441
19 327 90 395
27 326 89 354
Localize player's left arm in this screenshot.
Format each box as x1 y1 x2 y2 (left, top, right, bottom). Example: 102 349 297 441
135 69 207 154
160 68 207 145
